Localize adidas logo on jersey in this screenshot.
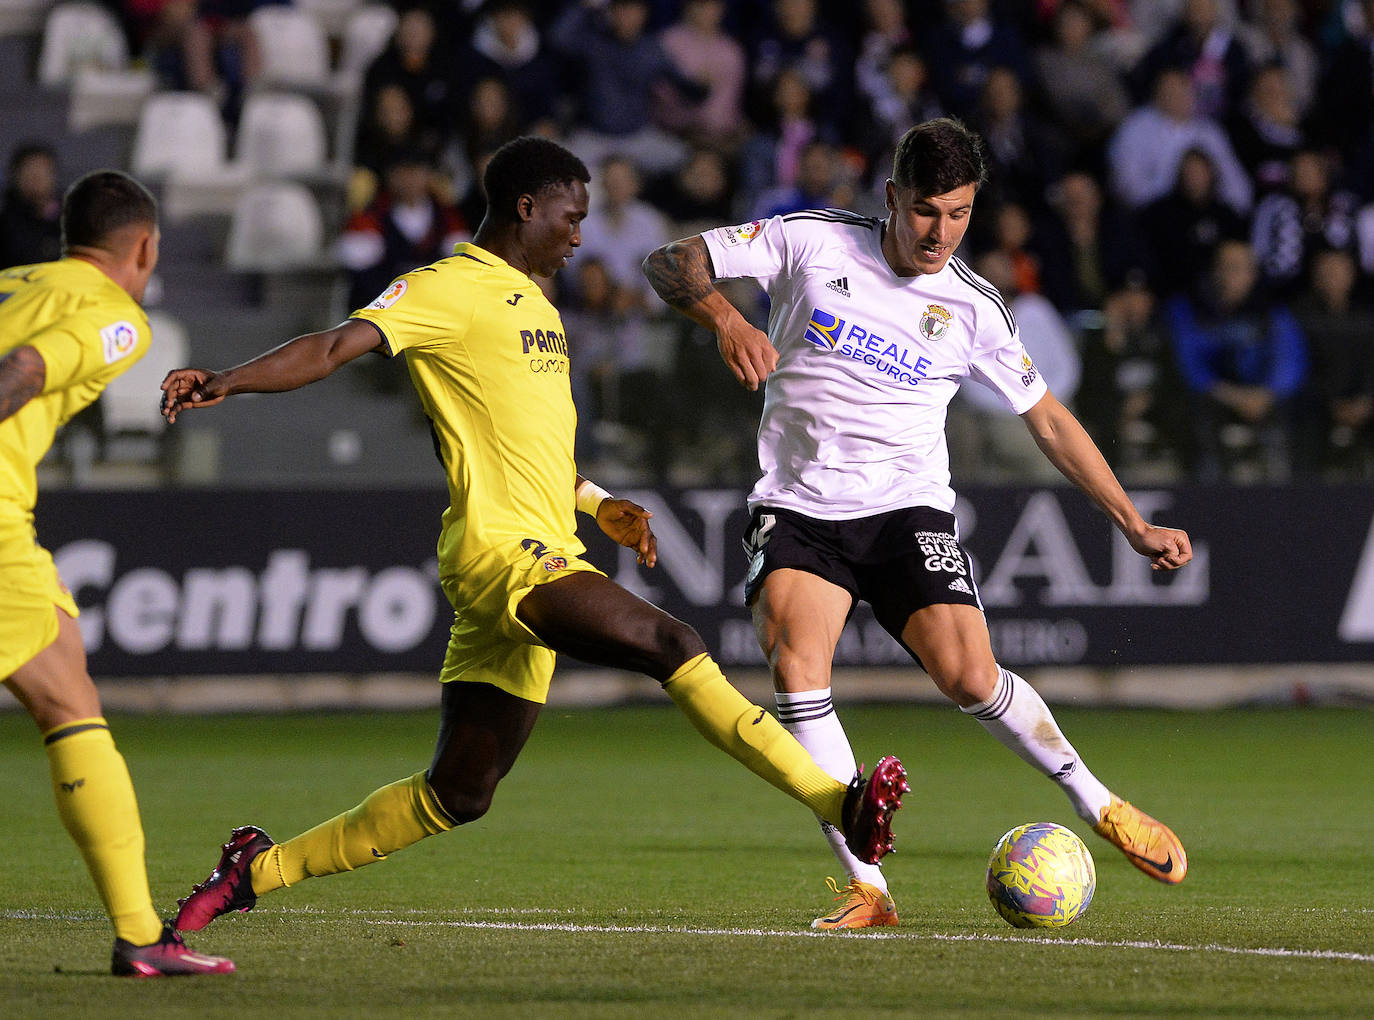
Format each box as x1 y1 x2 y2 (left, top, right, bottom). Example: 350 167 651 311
948 576 973 595
826 276 851 297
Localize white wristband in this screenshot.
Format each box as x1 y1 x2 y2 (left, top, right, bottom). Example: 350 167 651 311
575 478 614 516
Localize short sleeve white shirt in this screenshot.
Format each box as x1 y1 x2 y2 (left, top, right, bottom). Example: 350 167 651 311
703 210 1047 518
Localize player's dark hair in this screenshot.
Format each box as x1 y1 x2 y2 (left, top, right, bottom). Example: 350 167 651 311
482 136 590 223
60 169 157 251
891 118 988 198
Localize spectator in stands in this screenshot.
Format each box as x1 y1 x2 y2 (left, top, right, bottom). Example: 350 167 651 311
192 0 276 119
854 0 915 116
336 150 469 311
656 0 749 150
856 46 944 195
1309 0 1374 174
465 0 564 127
575 154 671 301
1107 65 1252 213
1034 170 1146 314
947 250 1082 483
986 200 1045 296
1130 0 1250 118
1226 62 1304 195
736 66 831 218
1032 0 1132 169
1165 238 1307 482
645 146 735 235
118 0 217 96
1291 246 1374 478
351 83 438 210
446 76 524 204
1250 148 1360 298
1237 0 1317 116
970 64 1067 212
0 143 61 269
756 139 857 218
748 0 852 136
360 5 457 165
925 0 1032 119
559 255 664 477
551 0 701 174
1138 147 1248 299
1077 278 1191 478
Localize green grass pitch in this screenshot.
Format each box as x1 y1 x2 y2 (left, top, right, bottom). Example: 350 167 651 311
1 702 1371 1017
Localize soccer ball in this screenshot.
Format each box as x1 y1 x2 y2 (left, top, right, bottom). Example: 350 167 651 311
985 822 1096 928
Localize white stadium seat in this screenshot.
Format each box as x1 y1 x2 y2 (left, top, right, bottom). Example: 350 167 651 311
226 181 326 271
37 1 127 87
236 91 330 179
130 91 227 179
337 3 397 80
294 0 362 38
249 6 331 89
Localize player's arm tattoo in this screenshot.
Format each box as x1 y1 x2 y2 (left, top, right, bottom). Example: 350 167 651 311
642 236 716 312
0 345 45 424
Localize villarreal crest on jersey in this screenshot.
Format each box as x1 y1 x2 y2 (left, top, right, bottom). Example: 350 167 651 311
350 243 582 575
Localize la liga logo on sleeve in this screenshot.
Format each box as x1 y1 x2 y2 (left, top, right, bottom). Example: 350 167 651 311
368 279 408 309
722 220 764 246
99 320 139 364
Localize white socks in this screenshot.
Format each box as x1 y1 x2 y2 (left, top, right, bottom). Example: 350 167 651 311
961 666 1112 824
775 688 888 891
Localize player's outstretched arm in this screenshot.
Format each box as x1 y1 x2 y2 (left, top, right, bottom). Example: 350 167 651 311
160 320 385 423
643 235 777 391
574 475 657 568
0 345 44 425
1021 391 1192 571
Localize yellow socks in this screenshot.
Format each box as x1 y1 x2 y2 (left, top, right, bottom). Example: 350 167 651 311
251 771 455 894
43 718 163 946
662 654 847 826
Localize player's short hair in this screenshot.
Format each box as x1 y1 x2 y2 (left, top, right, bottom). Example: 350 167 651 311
891 118 988 198
60 169 157 251
482 136 590 223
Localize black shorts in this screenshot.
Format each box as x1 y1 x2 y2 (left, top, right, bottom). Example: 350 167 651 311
742 505 983 640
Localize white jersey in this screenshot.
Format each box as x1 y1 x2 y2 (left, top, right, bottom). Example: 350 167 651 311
703 210 1048 519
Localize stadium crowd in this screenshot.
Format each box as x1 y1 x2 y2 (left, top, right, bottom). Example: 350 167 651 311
11 0 1374 487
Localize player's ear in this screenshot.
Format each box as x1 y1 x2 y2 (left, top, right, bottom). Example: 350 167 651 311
134 226 158 272
884 179 897 213
515 193 535 223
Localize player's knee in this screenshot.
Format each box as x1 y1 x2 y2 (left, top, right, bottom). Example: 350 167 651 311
931 660 999 708
647 618 707 681
427 775 498 826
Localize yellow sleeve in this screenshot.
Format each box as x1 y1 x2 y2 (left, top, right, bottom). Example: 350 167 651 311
350 267 473 356
29 311 149 394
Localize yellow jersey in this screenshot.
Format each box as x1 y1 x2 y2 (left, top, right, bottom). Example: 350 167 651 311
350 243 581 576
0 258 151 523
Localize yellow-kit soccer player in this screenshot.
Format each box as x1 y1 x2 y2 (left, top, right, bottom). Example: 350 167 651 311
0 170 233 977
161 136 908 938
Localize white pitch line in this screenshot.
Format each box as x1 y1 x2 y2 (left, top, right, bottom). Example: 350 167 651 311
5 908 1369 964
363 916 1374 964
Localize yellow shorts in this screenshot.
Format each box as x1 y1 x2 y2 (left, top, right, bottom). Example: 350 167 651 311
438 537 603 704
0 518 80 679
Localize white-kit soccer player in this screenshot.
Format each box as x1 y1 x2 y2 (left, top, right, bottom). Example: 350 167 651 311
643 118 1192 930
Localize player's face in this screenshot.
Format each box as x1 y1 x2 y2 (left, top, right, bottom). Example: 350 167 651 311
523 180 589 277
882 181 976 276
